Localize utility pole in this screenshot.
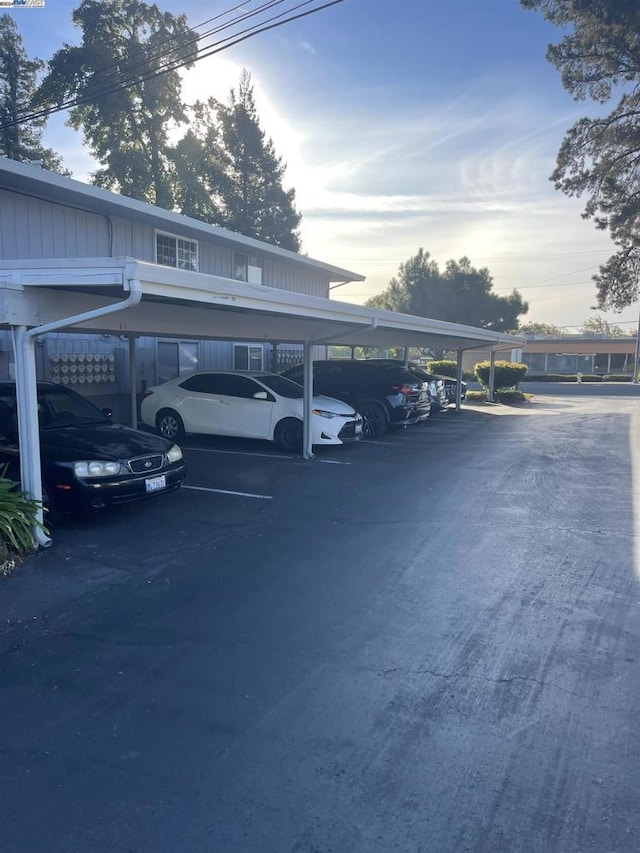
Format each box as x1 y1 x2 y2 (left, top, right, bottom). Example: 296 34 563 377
633 301 640 384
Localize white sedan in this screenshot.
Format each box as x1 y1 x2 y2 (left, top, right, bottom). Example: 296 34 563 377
140 370 363 452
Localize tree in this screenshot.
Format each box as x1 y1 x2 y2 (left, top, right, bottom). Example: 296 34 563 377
579 314 629 337
169 101 226 226
206 70 302 250
521 0 640 311
517 321 567 336
0 14 66 172
366 249 528 331
37 0 196 207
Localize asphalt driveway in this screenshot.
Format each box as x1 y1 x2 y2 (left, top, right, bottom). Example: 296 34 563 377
2 397 640 852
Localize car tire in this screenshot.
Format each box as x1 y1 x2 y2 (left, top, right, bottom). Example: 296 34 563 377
357 401 388 439
156 409 186 442
274 418 303 452
42 481 61 526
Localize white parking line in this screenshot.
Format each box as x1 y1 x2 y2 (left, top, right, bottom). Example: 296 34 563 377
181 446 294 460
319 459 352 465
183 485 273 500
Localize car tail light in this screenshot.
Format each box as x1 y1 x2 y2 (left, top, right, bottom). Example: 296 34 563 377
142 390 154 398
391 384 413 395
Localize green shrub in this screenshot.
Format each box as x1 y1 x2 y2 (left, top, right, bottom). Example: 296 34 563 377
0 476 45 563
495 388 527 403
474 360 528 389
603 374 633 382
426 359 457 377
466 390 487 401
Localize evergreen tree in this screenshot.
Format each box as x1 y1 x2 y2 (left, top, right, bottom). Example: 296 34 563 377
37 0 196 207
210 70 301 251
367 249 528 331
521 0 640 311
0 14 66 172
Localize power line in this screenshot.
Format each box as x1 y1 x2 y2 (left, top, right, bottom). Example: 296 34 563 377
0 0 343 131
52 1 293 99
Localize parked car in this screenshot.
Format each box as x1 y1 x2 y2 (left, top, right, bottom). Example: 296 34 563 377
364 359 451 413
0 382 186 518
282 360 430 439
438 374 467 402
140 371 363 452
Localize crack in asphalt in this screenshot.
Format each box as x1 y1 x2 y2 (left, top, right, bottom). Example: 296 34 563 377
379 666 583 697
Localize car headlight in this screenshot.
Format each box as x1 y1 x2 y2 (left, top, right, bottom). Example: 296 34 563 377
166 444 183 463
312 409 337 419
73 460 122 478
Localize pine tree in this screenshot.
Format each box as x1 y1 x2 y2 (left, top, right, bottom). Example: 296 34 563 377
212 70 301 251
0 14 66 172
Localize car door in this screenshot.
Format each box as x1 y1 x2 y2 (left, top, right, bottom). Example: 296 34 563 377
176 373 225 434
215 375 276 439
313 361 354 403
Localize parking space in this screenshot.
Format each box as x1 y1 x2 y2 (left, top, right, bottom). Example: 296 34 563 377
34 406 480 590
6 396 640 852
172 407 465 501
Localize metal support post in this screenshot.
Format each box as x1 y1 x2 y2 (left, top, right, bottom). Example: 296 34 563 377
302 341 315 460
488 350 496 402
129 335 138 428
455 349 463 412
633 303 640 384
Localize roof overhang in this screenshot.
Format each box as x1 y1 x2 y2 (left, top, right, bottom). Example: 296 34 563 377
0 258 525 352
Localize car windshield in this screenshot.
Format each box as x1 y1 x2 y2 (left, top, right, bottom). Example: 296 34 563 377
257 374 303 399
38 388 110 429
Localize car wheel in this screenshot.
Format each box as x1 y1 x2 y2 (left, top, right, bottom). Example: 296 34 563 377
42 481 61 526
358 401 388 439
274 418 303 452
156 409 185 442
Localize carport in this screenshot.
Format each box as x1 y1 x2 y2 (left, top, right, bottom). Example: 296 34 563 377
0 256 523 545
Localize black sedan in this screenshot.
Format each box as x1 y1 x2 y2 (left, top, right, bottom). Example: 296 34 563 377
0 382 187 518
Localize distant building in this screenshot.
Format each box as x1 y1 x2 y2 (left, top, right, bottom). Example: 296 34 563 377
461 335 637 376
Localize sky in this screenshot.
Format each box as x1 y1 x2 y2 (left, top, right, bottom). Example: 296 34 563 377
6 0 636 332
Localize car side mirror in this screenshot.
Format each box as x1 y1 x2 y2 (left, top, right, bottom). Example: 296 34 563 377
253 391 268 400
102 407 113 420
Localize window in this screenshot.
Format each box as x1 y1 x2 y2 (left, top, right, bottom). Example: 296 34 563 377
233 253 248 281
180 373 223 394
233 252 262 284
156 231 198 271
610 353 626 372
223 376 263 399
157 341 199 384
594 353 609 374
233 344 264 371
523 353 545 373
577 355 593 374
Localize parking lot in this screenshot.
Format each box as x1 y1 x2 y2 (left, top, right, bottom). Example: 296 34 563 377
3 395 640 852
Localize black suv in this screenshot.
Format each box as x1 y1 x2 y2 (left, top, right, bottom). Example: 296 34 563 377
366 359 452 412
282 360 430 439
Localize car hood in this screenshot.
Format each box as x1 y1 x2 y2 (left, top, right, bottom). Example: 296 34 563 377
39 423 173 462
311 394 357 415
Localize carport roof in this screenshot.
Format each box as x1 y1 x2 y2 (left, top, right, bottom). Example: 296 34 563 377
1 257 525 351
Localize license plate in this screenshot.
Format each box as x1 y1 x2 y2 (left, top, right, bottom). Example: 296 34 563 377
145 474 166 493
